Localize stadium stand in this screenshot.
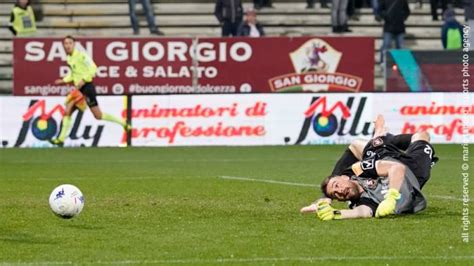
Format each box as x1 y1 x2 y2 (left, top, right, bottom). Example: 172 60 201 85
0 0 466 93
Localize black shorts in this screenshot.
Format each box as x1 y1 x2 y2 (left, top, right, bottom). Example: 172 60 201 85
402 140 438 188
362 136 438 189
79 82 98 108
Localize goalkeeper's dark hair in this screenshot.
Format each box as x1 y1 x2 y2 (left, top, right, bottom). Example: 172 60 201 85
64 35 75 42
321 174 337 198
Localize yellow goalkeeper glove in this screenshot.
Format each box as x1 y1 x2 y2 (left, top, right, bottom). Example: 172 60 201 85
317 201 342 221
375 188 401 218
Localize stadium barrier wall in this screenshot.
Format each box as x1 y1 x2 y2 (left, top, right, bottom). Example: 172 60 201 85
0 93 472 148
13 36 375 96
0 96 127 148
384 50 474 92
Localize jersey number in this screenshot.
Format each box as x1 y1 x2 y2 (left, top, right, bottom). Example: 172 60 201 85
424 145 433 159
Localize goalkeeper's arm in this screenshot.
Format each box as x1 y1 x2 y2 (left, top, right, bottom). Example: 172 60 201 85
374 160 406 217
306 200 373 220
375 160 406 191
353 159 406 190
339 205 373 219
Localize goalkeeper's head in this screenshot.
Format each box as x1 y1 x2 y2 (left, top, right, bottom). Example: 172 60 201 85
321 175 362 201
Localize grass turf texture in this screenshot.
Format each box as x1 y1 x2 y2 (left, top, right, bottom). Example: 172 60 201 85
0 145 472 265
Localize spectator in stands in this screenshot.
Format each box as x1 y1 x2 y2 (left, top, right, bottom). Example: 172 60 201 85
347 0 358 21
215 0 244 37
128 0 164 35
430 0 447 21
254 0 273 10
349 0 368 21
29 0 43 22
306 0 329 9
379 0 410 63
465 0 474 50
332 0 351 33
441 8 464 50
372 0 381 21
237 8 265 37
8 0 37 36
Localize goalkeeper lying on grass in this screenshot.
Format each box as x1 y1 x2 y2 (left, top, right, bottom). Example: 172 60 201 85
301 115 438 220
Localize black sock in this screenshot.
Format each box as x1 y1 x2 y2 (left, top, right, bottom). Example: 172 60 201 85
331 148 358 175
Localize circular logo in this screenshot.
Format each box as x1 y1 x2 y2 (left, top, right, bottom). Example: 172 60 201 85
239 83 252 93
312 113 338 137
112 83 125 95
31 116 58 140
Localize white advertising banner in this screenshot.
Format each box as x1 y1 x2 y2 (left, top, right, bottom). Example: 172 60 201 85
0 93 472 148
0 96 127 148
373 93 473 144
130 93 473 146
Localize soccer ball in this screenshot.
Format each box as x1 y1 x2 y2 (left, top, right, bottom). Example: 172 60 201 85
49 184 84 219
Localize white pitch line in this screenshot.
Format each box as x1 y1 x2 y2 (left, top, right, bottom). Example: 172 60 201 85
219 175 317 188
3 158 325 165
219 175 471 202
8 154 472 161
5 156 469 165
3 256 474 265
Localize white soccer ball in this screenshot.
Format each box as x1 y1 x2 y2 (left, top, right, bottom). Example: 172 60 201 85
49 184 84 219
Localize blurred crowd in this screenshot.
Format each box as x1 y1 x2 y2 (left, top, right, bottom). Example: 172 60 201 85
6 0 474 56
213 0 473 63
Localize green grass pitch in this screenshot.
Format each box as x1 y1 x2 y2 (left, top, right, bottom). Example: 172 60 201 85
0 145 472 265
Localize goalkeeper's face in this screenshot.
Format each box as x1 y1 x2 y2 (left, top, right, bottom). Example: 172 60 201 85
326 175 361 201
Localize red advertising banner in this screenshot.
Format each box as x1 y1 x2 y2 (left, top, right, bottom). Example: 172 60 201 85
13 37 374 96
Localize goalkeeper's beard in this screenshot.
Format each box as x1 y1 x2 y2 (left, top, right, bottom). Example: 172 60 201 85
347 185 361 201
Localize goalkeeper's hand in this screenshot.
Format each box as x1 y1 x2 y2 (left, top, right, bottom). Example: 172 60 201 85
375 188 401 218
316 201 342 221
300 198 331 214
